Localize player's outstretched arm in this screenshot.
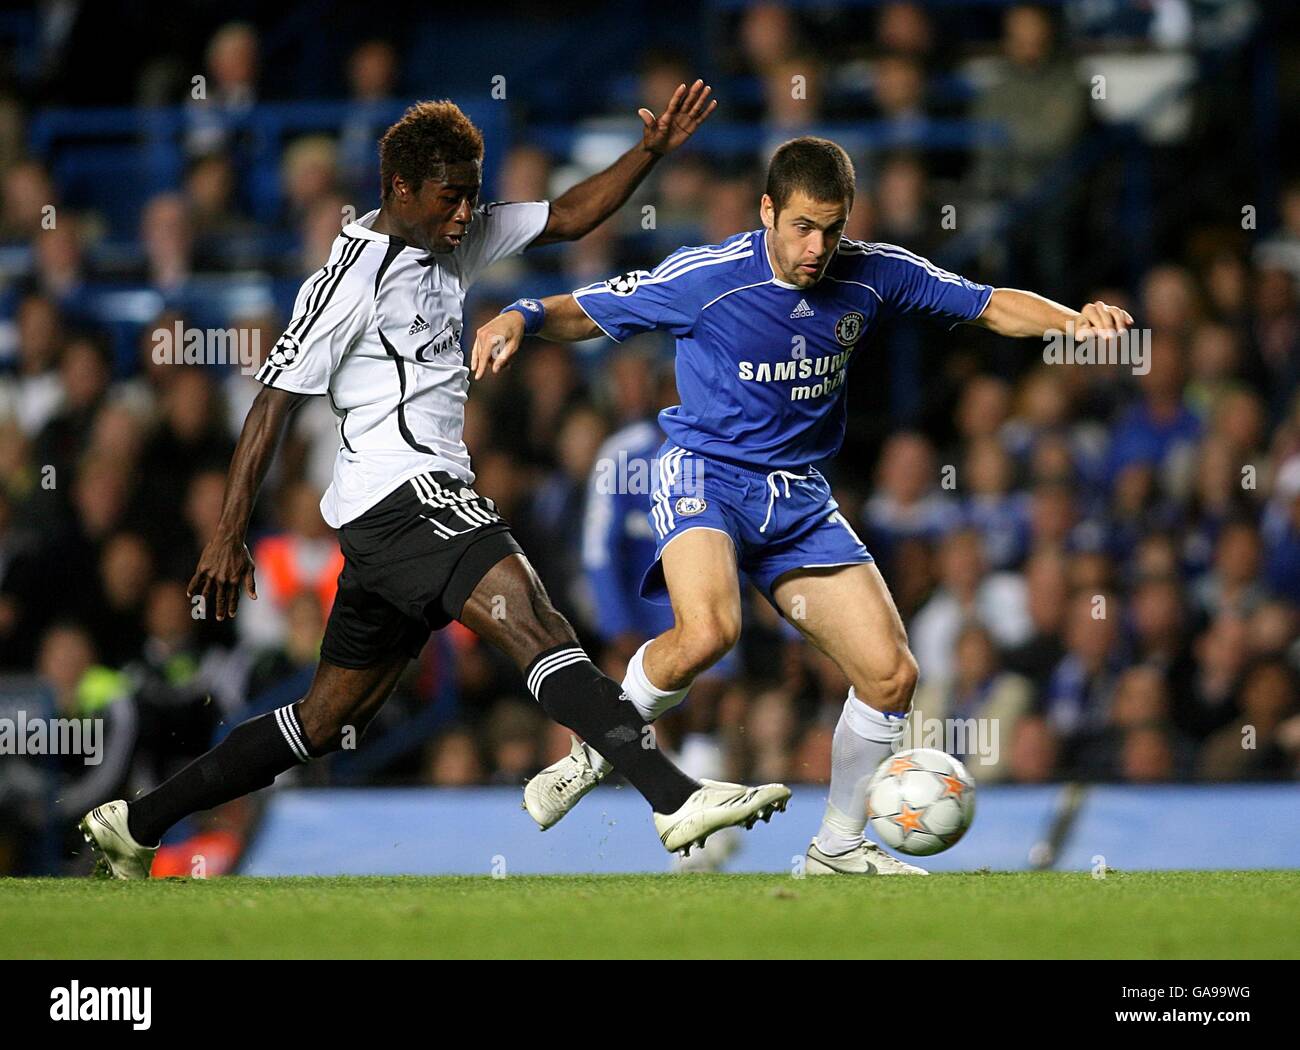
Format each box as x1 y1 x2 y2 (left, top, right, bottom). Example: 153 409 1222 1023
187 384 308 620
530 79 717 247
471 294 599 378
972 288 1133 339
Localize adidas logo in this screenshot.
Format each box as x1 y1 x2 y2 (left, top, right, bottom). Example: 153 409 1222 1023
408 314 430 336
790 299 814 319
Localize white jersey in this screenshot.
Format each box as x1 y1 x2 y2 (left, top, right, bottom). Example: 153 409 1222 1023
256 201 550 527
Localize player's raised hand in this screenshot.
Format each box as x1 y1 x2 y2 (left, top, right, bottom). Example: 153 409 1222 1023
471 311 525 379
639 79 717 156
1074 300 1134 338
187 534 257 622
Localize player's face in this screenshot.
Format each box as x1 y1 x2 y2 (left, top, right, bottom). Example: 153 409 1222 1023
407 161 482 253
761 191 849 288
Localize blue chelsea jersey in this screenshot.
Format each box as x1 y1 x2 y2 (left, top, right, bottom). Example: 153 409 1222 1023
573 230 993 471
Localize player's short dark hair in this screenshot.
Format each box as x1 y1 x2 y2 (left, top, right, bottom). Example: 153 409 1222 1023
379 100 484 199
765 136 856 215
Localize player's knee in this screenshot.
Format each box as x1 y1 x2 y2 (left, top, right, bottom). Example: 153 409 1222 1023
883 648 920 713
520 587 578 651
674 611 740 675
860 647 919 716
487 587 580 675
297 700 371 757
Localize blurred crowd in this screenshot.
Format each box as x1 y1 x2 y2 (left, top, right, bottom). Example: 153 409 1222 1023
0 1 1296 871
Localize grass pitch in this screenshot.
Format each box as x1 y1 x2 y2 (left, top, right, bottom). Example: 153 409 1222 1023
2 871 1296 959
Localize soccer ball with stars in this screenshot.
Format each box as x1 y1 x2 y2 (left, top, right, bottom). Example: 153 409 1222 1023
866 748 976 856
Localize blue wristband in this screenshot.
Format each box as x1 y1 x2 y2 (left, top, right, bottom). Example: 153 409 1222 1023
502 298 545 336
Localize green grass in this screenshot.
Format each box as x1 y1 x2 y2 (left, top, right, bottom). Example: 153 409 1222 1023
2 871 1297 959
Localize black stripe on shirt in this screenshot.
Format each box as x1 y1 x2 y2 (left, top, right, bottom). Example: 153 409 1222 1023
378 328 436 456
295 235 367 347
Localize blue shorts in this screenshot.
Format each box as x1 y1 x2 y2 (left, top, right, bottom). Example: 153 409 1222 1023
639 443 873 606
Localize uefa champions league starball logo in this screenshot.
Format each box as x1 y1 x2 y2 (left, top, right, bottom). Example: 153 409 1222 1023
834 311 865 347
605 271 645 296
269 334 301 368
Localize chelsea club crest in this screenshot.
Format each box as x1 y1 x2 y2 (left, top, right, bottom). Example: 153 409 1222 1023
834 311 865 347
675 496 707 516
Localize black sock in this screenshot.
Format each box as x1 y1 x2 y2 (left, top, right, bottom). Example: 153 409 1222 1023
126 704 316 846
525 645 698 814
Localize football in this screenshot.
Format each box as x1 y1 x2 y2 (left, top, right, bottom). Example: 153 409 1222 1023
865 748 977 856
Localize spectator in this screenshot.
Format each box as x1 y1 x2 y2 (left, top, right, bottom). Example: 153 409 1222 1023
1119 725 1177 783
911 527 1031 684
244 591 326 703
425 727 486 786
139 193 195 295
1183 611 1251 739
1007 715 1060 783
281 136 341 229
1127 575 1195 697
187 22 259 158
1262 455 1300 603
136 369 235 542
29 623 138 846
240 481 343 650
127 580 224 787
339 40 400 201
912 621 1032 782
876 3 935 62
0 295 65 437
485 699 544 785
28 213 89 308
871 54 928 139
862 431 960 567
1194 519 1267 618
1005 546 1070 693
0 160 58 242
1073 665 1194 779
1104 332 1201 491
1040 589 1124 743
1198 661 1298 780
973 4 1089 294
32 333 111 489
961 434 1031 570
87 532 154 668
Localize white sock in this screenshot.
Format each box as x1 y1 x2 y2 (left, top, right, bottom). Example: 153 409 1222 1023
814 689 906 856
621 640 690 721
585 641 690 778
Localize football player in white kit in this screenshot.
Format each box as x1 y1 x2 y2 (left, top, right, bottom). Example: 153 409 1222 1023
81 86 790 879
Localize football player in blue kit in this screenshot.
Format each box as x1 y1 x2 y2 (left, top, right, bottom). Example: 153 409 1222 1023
473 136 1132 874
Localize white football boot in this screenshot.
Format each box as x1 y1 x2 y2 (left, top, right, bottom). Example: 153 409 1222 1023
805 838 929 876
523 735 607 830
79 800 157 880
654 779 791 856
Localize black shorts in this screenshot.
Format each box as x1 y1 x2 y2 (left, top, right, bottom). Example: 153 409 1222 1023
320 470 523 669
